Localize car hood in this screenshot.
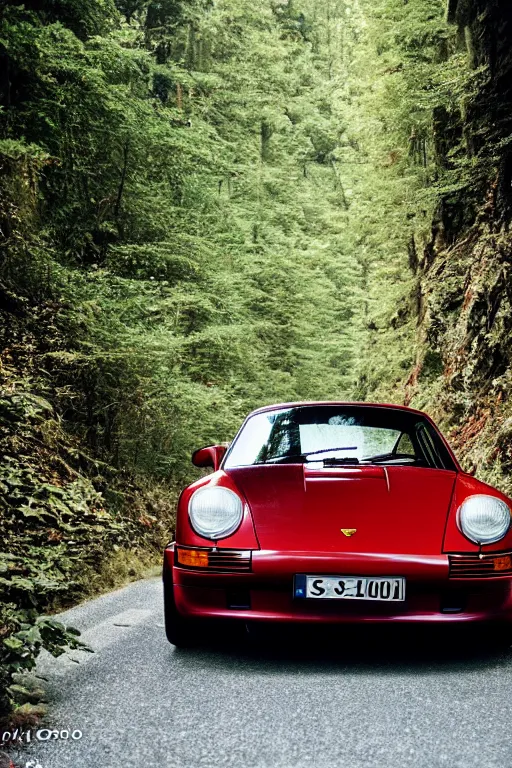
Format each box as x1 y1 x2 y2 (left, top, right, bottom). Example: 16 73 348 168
227 464 457 555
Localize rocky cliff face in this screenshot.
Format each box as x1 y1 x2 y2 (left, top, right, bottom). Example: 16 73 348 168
406 0 512 492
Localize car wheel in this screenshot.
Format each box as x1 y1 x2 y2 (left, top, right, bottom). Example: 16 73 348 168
163 579 245 647
484 623 512 651
163 580 195 648
458 622 512 653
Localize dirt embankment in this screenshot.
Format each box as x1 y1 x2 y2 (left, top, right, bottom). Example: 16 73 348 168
403 0 512 493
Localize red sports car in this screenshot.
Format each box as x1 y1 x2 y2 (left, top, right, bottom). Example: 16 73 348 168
163 401 512 646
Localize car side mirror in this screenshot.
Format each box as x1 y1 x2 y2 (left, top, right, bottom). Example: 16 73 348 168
191 445 227 471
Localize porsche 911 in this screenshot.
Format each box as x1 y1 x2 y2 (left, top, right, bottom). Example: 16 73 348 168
162 402 512 646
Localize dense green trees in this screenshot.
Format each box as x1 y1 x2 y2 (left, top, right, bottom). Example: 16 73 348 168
2 0 483 486
1 0 366 485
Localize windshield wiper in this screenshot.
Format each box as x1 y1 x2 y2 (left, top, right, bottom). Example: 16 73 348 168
359 452 417 465
260 446 359 465
322 457 359 466
303 446 358 457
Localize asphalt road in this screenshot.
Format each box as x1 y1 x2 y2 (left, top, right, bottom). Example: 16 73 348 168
8 577 512 768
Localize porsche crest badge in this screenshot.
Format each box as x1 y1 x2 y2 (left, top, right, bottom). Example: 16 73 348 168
341 528 357 537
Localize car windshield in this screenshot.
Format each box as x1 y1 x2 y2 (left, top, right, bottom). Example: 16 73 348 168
223 405 456 470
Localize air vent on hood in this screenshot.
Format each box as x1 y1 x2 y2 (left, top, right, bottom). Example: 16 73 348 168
449 552 512 578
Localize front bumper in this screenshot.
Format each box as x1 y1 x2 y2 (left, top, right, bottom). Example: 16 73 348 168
164 545 512 624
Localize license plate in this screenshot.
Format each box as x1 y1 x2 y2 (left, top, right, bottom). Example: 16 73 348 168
294 575 405 601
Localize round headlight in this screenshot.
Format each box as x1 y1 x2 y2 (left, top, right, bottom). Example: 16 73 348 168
457 494 511 545
188 486 243 540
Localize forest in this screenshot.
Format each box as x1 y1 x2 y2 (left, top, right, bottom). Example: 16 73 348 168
1 0 512 719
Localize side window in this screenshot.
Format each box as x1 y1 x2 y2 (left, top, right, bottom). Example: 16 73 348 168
394 432 416 457
416 424 441 468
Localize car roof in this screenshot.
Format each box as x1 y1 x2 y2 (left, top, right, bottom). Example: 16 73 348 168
247 401 432 419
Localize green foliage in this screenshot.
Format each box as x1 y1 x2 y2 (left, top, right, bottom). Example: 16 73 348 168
0 346 171 717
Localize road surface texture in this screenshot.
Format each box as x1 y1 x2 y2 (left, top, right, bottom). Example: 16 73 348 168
8 577 512 768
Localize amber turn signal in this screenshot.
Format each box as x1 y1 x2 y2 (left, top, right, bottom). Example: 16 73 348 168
176 547 209 568
493 555 512 571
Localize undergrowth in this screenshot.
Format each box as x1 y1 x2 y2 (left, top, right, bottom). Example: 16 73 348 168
0 322 175 721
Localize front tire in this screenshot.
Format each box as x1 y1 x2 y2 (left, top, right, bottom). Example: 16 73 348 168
163 580 195 648
163 576 245 648
481 622 512 651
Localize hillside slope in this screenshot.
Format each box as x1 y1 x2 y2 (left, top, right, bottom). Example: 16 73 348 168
400 0 512 493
